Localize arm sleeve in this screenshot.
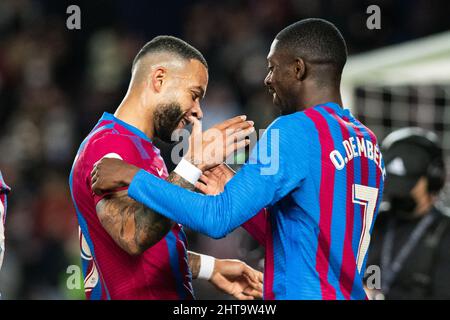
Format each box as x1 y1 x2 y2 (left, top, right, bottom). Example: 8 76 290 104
128 116 310 239
242 209 267 247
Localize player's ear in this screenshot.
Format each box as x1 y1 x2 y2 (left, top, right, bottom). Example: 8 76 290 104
294 58 306 81
151 67 166 93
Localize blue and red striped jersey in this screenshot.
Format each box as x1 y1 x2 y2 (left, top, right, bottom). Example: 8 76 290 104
126 102 385 299
69 112 194 300
0 170 10 272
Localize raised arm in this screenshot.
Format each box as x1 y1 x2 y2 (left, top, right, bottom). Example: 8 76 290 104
95 171 195 256
93 161 265 241
92 116 309 239
126 163 274 238
92 115 254 253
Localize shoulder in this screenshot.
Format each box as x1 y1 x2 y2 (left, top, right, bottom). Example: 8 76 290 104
81 131 143 168
266 113 316 141
261 114 315 166
269 112 314 128
90 131 138 150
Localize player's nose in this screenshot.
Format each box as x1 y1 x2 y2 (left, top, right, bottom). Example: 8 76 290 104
189 103 203 121
264 72 272 87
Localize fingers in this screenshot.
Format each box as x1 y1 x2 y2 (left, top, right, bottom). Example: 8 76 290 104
194 181 208 194
198 174 210 184
220 163 236 174
190 115 254 170
91 172 106 196
223 127 254 153
91 173 98 185
91 166 101 194
89 159 110 195
224 121 254 136
234 292 255 300
242 266 259 284
245 268 263 283
203 170 212 177
243 287 263 299
91 165 97 178
211 164 235 182
257 270 264 283
226 127 255 147
206 120 253 148
221 123 253 160
91 161 99 176
225 139 251 158
242 266 263 294
245 273 263 292
188 115 202 135
212 164 226 173
92 180 103 196
206 168 223 181
209 262 263 300
214 115 247 130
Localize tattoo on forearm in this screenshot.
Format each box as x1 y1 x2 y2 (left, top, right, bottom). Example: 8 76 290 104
188 251 201 279
167 171 196 191
97 171 197 256
167 171 206 193
97 193 172 255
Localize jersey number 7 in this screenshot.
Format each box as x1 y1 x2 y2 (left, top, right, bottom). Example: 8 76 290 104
352 184 379 273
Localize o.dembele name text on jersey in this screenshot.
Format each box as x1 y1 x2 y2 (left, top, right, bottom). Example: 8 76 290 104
329 136 386 180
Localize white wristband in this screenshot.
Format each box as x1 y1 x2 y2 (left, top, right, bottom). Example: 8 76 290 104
198 254 215 280
174 158 202 185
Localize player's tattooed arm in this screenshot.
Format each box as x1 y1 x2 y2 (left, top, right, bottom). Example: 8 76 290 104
95 173 196 256
96 191 173 256
166 171 196 192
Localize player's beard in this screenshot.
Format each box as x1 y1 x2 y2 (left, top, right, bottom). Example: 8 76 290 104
270 87 296 115
153 102 186 143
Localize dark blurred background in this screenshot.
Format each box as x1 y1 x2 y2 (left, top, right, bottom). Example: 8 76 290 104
0 0 449 299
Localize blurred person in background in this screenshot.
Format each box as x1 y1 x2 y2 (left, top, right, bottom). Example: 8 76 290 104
365 127 450 300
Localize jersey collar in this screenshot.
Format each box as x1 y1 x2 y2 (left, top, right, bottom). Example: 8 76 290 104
321 102 343 114
317 102 352 118
100 112 152 143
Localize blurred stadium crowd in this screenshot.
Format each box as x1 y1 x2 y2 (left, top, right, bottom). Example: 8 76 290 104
0 0 449 299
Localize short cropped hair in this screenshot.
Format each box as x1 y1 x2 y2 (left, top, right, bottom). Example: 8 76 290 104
275 18 347 76
132 35 208 71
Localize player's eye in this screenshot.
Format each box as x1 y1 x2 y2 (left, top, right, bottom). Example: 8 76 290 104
191 91 200 101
